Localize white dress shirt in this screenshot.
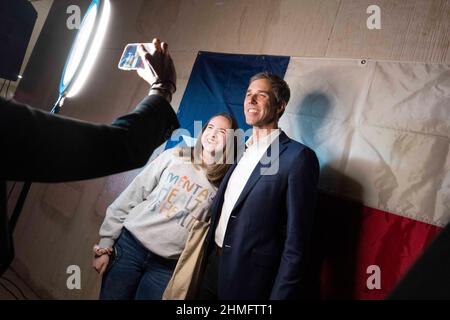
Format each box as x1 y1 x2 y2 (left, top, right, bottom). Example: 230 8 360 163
215 129 281 247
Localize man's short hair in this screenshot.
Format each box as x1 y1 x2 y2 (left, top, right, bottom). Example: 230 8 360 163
249 72 290 118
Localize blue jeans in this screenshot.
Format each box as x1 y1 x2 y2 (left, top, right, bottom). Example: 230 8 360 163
100 228 177 300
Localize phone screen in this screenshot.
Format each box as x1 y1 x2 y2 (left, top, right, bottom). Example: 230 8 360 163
118 44 144 70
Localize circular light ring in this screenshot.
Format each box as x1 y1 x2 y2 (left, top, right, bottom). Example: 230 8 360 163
61 3 98 88
59 0 100 95
59 0 111 98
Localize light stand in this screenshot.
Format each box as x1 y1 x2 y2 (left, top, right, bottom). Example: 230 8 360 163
3 0 111 276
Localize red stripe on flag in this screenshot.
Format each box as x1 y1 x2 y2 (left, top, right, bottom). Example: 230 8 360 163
312 192 441 299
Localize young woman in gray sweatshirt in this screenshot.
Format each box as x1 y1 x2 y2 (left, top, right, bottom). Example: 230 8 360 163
92 113 238 299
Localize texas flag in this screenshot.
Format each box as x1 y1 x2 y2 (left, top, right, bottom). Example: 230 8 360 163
170 51 450 299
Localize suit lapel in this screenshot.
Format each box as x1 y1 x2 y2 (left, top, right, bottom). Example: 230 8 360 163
209 161 238 230
230 131 290 215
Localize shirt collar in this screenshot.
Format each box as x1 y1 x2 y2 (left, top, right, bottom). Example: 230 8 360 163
245 129 281 150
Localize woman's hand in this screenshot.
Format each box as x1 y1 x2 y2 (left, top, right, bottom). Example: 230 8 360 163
92 254 110 275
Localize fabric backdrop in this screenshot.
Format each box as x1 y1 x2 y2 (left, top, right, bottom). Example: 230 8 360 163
168 52 449 299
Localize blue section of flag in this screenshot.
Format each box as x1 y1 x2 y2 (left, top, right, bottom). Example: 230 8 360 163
166 51 290 149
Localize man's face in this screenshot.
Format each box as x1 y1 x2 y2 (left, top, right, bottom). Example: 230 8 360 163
244 78 279 129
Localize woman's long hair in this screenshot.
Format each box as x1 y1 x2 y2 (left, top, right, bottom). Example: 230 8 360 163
177 113 238 186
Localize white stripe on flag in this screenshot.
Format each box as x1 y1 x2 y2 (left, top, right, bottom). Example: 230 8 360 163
280 57 450 227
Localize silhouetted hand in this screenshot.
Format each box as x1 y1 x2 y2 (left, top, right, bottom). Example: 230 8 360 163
137 38 176 101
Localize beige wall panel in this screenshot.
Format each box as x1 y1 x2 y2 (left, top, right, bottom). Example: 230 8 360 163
136 0 340 56
260 0 341 56
401 0 450 63
326 0 450 63
13 178 108 299
43 183 83 219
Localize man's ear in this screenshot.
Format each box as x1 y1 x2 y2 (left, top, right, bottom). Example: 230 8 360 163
277 102 286 115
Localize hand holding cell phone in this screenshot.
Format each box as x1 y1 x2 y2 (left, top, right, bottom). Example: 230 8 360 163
136 39 176 93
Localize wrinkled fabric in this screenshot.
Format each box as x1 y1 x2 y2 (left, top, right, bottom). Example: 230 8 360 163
314 193 441 299
280 58 450 227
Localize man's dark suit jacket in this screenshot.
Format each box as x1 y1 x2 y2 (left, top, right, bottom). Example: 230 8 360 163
0 95 179 271
204 131 320 299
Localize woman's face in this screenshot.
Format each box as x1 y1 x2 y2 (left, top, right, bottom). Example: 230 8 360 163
201 116 232 154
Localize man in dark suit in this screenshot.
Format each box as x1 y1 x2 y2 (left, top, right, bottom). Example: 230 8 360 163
199 72 320 299
0 39 179 273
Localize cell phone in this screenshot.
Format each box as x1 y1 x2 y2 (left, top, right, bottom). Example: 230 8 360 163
118 43 150 70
